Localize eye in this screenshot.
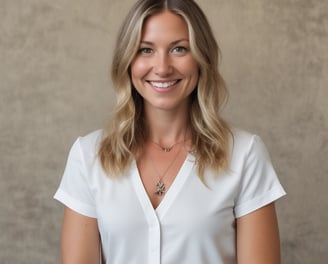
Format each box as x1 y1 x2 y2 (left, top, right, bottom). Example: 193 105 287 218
138 47 153 55
171 46 188 54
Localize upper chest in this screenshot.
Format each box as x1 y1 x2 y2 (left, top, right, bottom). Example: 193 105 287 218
92 157 240 233
136 146 189 208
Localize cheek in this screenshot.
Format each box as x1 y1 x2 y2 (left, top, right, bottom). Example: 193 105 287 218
185 60 199 84
178 57 199 75
131 59 149 80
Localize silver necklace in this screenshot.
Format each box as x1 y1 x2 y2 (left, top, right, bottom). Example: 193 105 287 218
148 146 182 196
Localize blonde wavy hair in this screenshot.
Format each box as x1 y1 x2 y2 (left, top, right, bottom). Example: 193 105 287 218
99 0 231 180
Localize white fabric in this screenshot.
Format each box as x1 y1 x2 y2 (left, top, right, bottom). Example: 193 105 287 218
54 129 286 264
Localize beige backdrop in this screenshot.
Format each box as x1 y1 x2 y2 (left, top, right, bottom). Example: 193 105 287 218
1 0 327 263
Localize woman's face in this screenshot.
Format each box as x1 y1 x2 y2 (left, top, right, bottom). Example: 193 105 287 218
131 11 199 112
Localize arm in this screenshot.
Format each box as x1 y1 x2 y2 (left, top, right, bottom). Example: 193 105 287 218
236 203 281 264
61 206 100 264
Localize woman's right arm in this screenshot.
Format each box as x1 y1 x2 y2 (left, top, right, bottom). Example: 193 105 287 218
61 206 100 264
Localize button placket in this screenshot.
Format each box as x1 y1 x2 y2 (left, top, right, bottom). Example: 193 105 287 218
148 218 161 263
130 158 195 264
130 164 162 264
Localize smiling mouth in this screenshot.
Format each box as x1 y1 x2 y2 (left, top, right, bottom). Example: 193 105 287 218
148 80 180 89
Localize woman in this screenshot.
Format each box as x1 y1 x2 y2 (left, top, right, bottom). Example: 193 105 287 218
54 0 286 263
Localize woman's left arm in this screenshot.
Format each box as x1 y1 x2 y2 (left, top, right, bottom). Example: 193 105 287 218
236 202 281 264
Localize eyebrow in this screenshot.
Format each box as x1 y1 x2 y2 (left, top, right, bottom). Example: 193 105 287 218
140 39 189 46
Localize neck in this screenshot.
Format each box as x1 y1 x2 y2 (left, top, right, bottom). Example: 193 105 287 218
144 107 191 147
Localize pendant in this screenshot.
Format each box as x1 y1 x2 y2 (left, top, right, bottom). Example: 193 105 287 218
161 147 172 152
155 181 166 196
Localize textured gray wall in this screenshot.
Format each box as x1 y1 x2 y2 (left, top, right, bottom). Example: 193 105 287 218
1 0 327 263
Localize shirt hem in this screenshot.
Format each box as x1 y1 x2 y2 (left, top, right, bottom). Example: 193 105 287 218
234 185 286 218
54 188 97 218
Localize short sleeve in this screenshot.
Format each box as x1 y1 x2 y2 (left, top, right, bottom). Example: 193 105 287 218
234 135 286 218
54 138 97 218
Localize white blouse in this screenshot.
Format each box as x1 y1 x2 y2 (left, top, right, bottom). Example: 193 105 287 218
54 129 286 264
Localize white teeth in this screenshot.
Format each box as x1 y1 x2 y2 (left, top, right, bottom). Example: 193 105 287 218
150 80 178 88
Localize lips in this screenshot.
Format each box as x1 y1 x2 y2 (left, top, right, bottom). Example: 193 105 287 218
148 80 180 89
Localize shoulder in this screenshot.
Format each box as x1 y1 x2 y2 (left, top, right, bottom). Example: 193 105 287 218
73 129 104 163
230 127 257 151
228 127 270 162
77 129 103 150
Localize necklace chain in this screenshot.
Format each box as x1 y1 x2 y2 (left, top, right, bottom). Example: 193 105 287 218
148 146 182 196
150 139 185 152
150 128 189 153
148 128 189 195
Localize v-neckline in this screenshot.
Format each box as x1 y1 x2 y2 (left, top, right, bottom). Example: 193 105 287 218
130 153 195 220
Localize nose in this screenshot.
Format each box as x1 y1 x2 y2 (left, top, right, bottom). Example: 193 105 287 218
153 52 173 76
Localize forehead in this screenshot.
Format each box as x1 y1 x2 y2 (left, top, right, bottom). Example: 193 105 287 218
141 11 189 40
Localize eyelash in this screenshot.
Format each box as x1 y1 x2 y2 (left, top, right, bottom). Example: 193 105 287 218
138 48 153 54
172 46 187 53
